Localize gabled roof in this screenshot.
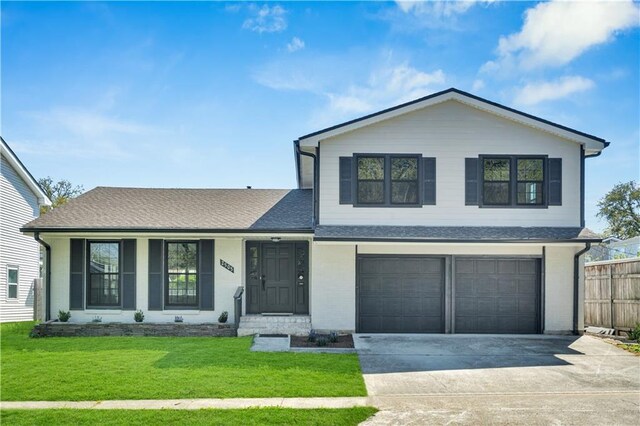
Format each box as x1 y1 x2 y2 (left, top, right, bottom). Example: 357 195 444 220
0 137 51 206
21 187 313 233
314 225 602 243
297 88 609 152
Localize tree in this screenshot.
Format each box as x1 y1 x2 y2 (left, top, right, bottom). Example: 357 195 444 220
38 177 84 215
596 181 640 239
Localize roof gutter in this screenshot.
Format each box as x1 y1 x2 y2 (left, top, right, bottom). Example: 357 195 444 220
294 139 318 227
573 243 591 335
33 232 51 321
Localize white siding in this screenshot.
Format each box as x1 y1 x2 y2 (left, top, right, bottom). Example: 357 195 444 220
310 243 356 331
544 245 584 333
318 100 581 226
0 155 41 322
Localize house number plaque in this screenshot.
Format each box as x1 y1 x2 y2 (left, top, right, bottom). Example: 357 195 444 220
220 259 234 273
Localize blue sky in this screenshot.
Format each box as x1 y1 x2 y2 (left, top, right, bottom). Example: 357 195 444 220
2 1 638 232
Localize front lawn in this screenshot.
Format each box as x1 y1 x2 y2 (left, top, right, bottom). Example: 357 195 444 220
1 322 366 401
1 408 378 426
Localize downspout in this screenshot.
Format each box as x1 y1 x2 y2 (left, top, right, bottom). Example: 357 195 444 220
573 243 591 335
34 232 51 321
294 139 318 227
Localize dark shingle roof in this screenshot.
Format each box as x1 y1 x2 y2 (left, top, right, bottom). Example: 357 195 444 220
22 187 313 232
314 225 601 242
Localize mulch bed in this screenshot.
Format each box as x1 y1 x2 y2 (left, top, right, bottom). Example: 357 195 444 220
290 334 354 348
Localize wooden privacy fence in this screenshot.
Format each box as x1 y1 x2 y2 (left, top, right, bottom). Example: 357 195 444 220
584 258 640 334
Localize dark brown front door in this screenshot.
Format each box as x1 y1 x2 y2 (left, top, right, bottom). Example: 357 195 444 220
246 241 309 314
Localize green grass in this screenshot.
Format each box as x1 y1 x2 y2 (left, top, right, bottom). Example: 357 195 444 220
617 343 640 354
1 408 378 426
1 322 366 401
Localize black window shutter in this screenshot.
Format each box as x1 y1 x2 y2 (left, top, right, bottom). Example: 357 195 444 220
69 239 85 310
465 158 479 205
339 157 353 204
548 158 562 205
199 240 215 311
121 239 136 310
148 239 163 311
422 157 436 205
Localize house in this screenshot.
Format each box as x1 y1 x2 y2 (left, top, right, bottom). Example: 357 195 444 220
587 236 640 262
20 88 607 335
1 137 51 322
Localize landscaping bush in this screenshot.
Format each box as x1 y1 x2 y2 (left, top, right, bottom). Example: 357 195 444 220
134 310 144 323
307 329 317 342
627 323 640 341
218 311 228 323
57 310 71 322
91 316 102 323
329 331 339 343
316 337 328 347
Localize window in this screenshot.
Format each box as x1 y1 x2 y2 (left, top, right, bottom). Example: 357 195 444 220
88 242 120 306
517 159 544 205
391 157 419 204
357 157 385 204
483 158 511 205
356 154 421 206
481 156 546 207
166 242 198 307
7 266 18 299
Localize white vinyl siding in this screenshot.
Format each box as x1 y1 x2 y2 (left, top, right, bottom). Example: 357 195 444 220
0 155 41 322
318 100 581 226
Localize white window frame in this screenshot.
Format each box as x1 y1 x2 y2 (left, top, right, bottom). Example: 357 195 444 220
7 265 19 300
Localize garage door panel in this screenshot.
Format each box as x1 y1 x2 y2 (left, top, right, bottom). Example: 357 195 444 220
455 258 540 334
498 279 517 294
498 260 518 274
477 260 497 274
358 256 444 333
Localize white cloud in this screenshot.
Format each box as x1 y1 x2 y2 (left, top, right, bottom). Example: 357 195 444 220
471 79 485 92
286 37 305 53
485 0 639 71
319 63 446 125
514 76 595 106
396 0 495 17
34 108 153 139
242 4 287 34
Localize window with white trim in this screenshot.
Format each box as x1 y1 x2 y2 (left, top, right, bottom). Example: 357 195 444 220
7 266 18 299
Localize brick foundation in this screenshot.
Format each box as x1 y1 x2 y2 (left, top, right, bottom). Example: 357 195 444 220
31 322 237 337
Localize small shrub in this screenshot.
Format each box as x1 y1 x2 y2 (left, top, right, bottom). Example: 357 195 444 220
29 327 45 338
307 329 317 342
91 316 102 323
329 331 339 343
57 310 71 322
174 315 183 323
628 323 640 341
134 310 144 323
218 311 228 323
316 337 328 347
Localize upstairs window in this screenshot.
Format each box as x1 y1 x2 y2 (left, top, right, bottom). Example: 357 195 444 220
355 154 422 206
391 157 419 204
480 156 546 208
357 157 385 204
483 158 511 205
87 242 120 307
517 159 544 205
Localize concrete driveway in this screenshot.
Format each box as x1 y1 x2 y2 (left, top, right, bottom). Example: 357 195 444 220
355 334 640 425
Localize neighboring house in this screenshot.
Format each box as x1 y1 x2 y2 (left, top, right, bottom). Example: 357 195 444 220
21 88 607 335
1 137 51 322
588 236 640 262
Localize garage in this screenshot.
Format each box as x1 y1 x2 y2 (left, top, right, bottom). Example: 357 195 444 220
357 256 445 333
454 258 541 334
356 255 542 334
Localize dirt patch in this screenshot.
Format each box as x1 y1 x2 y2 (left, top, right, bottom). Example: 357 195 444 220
290 334 354 348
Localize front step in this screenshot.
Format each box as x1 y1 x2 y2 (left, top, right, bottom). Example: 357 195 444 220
237 315 311 337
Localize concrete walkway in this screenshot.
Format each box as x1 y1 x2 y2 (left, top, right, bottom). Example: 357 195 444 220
1 397 369 410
